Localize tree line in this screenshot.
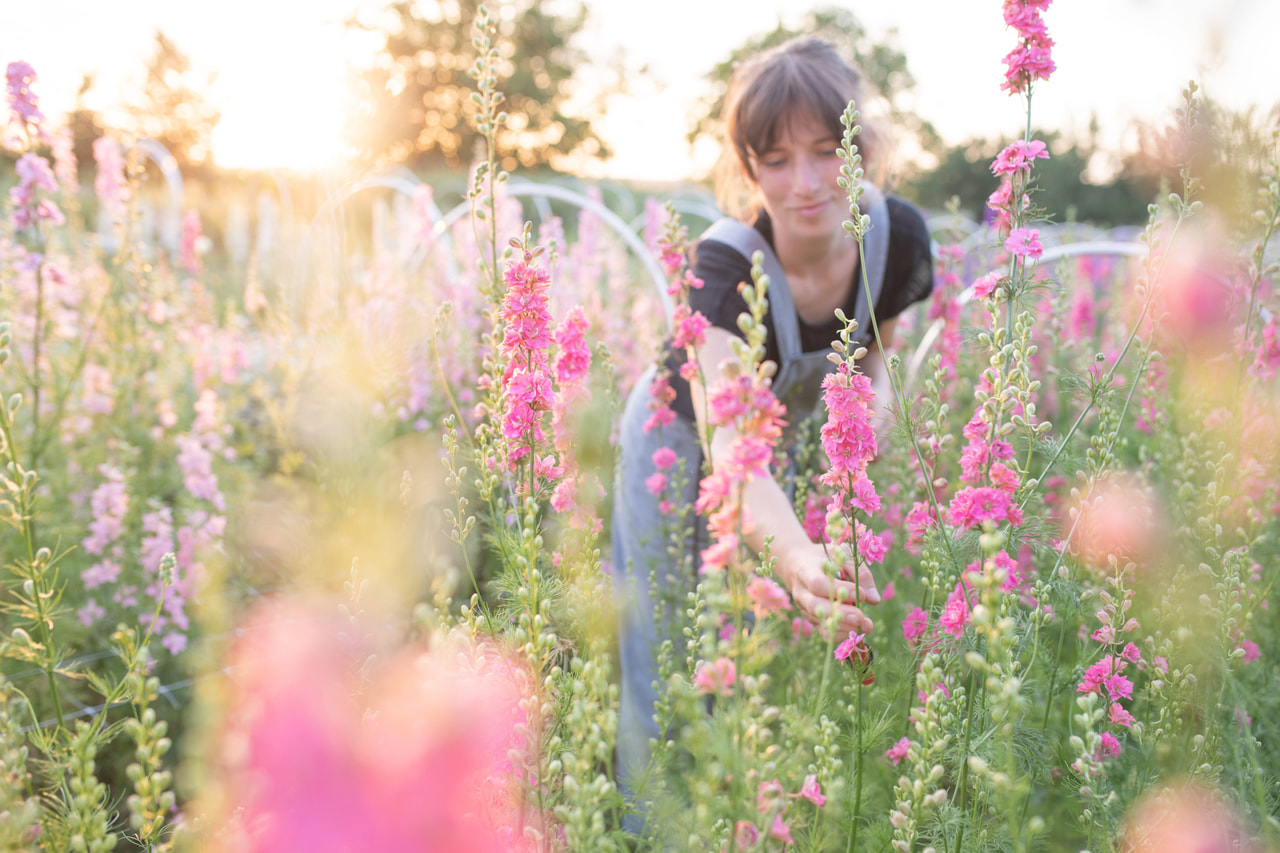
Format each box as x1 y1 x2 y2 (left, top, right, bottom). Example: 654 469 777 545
19 2 1278 228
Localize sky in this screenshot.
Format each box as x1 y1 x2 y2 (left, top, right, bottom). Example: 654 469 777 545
3 0 1279 181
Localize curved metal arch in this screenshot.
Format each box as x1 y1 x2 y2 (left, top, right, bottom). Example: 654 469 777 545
903 241 1148 390
130 137 185 254
432 183 674 325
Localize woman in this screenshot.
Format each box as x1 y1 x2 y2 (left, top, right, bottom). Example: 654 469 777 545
613 35 934 818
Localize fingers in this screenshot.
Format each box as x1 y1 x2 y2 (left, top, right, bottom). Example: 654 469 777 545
797 585 874 634
839 563 881 604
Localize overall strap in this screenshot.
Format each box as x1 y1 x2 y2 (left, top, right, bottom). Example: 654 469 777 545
699 186 893 361
854 183 890 340
698 218 802 365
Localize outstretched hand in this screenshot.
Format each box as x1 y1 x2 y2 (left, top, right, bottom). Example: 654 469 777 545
776 542 880 635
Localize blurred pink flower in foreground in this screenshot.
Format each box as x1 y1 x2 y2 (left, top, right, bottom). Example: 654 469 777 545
1068 474 1163 569
1120 782 1256 853
211 599 531 853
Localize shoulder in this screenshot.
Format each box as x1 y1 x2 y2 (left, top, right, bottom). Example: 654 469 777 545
886 195 930 254
690 218 761 292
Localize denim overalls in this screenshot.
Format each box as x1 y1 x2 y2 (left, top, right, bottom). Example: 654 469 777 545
613 186 890 827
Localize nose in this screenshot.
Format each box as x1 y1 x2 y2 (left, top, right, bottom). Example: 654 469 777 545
795 154 822 195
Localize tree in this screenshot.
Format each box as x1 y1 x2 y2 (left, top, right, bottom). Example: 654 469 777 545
897 128 1151 228
66 74 107 173
126 32 221 172
688 6 940 172
348 0 605 173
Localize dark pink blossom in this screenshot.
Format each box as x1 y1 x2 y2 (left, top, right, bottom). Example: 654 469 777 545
902 607 929 648
947 486 1024 529
693 656 736 697
1004 227 1045 260
991 139 1050 176
886 736 911 766
939 584 971 638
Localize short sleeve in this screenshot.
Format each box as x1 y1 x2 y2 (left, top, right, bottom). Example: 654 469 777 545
873 197 934 322
687 237 757 337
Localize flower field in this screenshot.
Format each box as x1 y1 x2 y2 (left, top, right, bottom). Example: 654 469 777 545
2 3 1280 852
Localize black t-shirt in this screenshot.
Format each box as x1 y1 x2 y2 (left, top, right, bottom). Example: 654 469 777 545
664 194 934 422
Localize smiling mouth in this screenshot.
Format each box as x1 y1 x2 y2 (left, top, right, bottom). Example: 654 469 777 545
794 201 828 216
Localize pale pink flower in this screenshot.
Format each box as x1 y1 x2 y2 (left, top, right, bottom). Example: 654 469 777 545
747 575 791 618
651 446 678 470
645 472 667 496
82 560 122 590
643 372 676 434
791 617 815 642
6 61 45 130
176 434 225 510
939 584 972 638
769 815 794 845
905 501 935 554
991 139 1050 176
93 136 128 218
671 303 710 350
553 306 591 388
216 600 527 853
798 774 826 807
972 271 1001 300
77 599 105 627
756 779 784 813
948 486 1024 529
1004 227 1044 260
1109 702 1136 728
698 536 737 574
734 821 759 849
886 736 911 766
181 208 203 274
902 607 929 648
856 525 888 565
693 657 737 698
1240 638 1260 664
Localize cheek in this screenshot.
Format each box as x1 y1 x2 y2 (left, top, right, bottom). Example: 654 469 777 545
755 171 791 201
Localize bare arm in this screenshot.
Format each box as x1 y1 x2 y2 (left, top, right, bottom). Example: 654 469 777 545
691 327 881 634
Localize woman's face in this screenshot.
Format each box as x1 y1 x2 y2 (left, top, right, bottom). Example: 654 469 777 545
747 111 846 245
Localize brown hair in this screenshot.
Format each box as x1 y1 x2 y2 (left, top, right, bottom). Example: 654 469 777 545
714 36 879 219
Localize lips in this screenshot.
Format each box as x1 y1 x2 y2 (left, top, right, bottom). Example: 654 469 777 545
793 200 829 217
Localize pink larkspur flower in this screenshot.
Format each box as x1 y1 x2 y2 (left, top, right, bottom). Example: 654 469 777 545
1004 227 1044 260
1109 702 1136 728
939 584 971 638
651 446 678 470
886 736 911 766
948 486 1024 529
747 575 791 619
756 779 784 813
903 607 929 648
217 600 527 853
553 306 592 388
972 271 1001 300
1096 731 1121 760
991 139 1050 176
798 774 825 807
6 61 44 128
693 657 736 698
645 472 667 496
834 631 874 684
1104 673 1134 701
769 816 793 845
